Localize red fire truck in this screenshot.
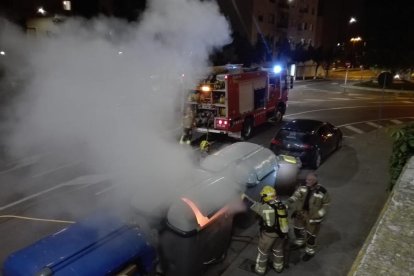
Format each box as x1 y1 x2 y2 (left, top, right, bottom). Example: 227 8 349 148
185 64 292 140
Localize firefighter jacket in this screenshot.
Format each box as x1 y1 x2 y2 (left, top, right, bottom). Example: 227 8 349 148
182 111 195 129
287 185 330 222
250 200 289 235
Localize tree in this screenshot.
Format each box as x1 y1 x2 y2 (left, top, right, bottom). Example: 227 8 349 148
389 124 414 190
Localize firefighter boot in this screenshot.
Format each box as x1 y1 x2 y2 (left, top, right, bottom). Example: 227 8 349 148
302 253 314 262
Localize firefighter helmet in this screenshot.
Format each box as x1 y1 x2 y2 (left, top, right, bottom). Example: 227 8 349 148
200 140 210 152
260 186 277 202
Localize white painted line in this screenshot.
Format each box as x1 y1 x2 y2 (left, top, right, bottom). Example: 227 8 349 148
342 135 355 139
344 125 364 134
337 117 414 128
285 105 413 118
390 119 403 124
95 185 115 196
355 97 375 100
330 98 351 101
0 174 108 211
365 122 383 128
0 154 46 175
401 101 414 104
31 161 81 178
304 99 326 102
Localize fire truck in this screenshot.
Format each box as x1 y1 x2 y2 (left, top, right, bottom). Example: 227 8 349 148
186 64 292 140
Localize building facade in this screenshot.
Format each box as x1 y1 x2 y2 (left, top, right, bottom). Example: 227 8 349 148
217 0 321 60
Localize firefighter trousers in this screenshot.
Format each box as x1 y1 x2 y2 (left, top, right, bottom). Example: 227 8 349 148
255 230 286 274
292 211 321 256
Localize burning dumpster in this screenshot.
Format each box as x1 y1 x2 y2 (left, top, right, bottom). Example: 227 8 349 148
159 175 240 276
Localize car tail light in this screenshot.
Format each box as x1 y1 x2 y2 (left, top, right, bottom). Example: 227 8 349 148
300 143 313 150
271 138 282 145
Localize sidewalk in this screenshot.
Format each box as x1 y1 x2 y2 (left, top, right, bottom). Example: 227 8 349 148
207 129 395 275
348 156 414 276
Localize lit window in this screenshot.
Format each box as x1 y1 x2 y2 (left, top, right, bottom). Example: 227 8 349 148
63 1 71 11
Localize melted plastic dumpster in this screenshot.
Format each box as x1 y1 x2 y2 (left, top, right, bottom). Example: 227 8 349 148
159 175 239 276
2 213 156 276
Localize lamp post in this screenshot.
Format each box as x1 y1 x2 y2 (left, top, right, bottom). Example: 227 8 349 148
350 36 362 67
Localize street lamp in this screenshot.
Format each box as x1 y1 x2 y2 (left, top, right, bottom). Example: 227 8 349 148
350 36 362 43
349 17 357 24
37 7 47 15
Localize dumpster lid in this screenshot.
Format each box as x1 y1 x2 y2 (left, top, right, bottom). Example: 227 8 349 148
200 142 278 185
166 175 239 234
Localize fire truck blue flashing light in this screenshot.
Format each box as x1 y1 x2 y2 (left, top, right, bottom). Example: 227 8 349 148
273 65 282 74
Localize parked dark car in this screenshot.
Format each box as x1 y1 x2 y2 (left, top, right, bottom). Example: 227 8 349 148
270 119 343 169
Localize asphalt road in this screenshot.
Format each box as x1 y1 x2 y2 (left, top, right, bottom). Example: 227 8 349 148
1 80 414 274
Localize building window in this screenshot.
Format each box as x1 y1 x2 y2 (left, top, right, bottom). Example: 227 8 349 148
63 1 71 11
309 23 313 31
258 15 264 22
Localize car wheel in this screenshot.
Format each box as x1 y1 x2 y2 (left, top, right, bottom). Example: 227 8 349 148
336 137 343 150
312 150 321 169
242 118 254 140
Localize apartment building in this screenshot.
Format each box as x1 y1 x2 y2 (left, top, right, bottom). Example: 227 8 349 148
217 0 321 56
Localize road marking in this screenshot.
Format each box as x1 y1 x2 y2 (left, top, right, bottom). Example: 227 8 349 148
285 105 414 118
31 161 81 178
344 125 364 134
330 97 351 101
0 153 48 175
401 101 414 104
354 96 375 100
303 88 343 93
0 174 108 211
365 122 383 128
304 99 326 102
95 185 115 196
0 215 74 224
390 119 403 124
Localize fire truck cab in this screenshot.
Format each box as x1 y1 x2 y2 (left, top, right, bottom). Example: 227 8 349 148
186 64 291 140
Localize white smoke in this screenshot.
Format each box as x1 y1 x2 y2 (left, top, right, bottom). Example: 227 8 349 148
1 0 231 214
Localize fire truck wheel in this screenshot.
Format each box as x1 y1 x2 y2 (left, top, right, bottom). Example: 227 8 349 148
274 109 284 124
242 118 254 140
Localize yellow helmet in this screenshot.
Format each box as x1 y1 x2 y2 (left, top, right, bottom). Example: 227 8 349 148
260 186 277 202
200 140 210 151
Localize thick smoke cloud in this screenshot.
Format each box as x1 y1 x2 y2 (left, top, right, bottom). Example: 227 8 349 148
1 0 231 213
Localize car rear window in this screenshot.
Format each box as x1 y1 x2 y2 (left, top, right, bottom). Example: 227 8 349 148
276 130 308 142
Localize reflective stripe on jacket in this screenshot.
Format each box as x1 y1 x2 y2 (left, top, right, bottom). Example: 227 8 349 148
288 185 330 220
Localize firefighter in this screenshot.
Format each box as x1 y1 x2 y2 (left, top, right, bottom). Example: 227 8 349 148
241 186 289 274
199 140 210 153
286 172 330 261
180 106 195 145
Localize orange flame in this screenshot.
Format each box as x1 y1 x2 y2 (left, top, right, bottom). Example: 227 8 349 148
181 197 228 228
